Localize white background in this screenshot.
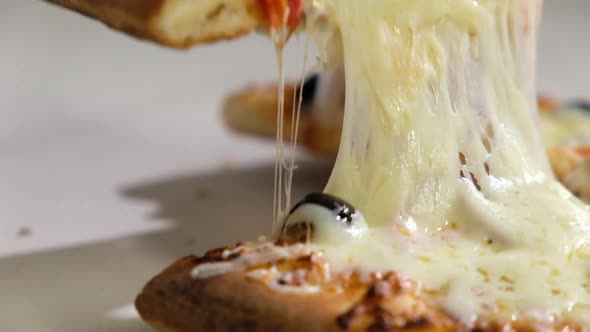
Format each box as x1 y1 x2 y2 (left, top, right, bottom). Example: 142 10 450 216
0 1 588 331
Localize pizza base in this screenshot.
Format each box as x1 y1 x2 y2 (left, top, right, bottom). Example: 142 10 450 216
223 83 301 139
134 248 454 332
44 0 266 48
223 82 341 157
135 257 358 332
135 245 582 332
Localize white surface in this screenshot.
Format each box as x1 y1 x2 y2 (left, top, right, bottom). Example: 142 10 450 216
0 1 588 331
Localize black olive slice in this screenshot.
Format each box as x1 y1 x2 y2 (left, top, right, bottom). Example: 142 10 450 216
295 74 319 107
567 100 590 112
289 192 357 224
280 192 365 244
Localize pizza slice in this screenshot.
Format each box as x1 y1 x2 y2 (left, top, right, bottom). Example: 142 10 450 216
134 240 503 331
135 222 585 331
135 241 457 332
43 0 301 48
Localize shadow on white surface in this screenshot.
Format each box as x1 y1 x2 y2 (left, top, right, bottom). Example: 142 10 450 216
0 161 330 332
121 160 331 254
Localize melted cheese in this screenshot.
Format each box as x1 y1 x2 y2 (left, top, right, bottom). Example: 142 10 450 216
191 244 311 279
189 0 590 325
301 0 590 325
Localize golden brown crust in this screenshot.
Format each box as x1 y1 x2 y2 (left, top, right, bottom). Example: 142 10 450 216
44 0 267 48
222 83 304 139
135 244 584 332
222 82 340 157
135 255 361 332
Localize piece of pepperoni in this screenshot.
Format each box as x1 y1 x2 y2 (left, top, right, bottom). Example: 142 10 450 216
259 0 303 29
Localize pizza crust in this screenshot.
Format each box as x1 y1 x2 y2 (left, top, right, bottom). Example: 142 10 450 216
136 257 356 332
223 83 302 139
134 248 458 332
222 83 341 157
44 0 266 48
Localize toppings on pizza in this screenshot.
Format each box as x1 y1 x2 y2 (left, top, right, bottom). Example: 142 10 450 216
295 73 319 107
280 192 367 244
568 100 590 112
335 273 450 332
538 95 558 113
289 192 358 225
259 0 303 29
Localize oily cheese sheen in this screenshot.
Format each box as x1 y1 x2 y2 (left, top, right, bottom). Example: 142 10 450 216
294 0 590 326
